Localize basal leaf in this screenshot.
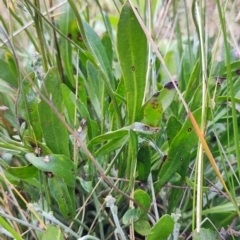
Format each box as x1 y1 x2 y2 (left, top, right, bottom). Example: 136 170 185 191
117 2 147 124
48 176 76 219
38 68 70 157
146 214 174 240
17 73 42 141
166 115 182 145
25 153 77 187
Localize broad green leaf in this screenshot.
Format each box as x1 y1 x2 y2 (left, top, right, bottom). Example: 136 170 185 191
167 115 182 145
146 214 174 240
117 1 147 124
0 58 18 88
134 189 151 212
24 137 52 155
42 225 64 240
25 153 77 187
48 176 76 219
102 32 113 65
136 142 151 182
192 228 218 240
155 108 202 189
38 68 70 157
17 73 42 141
134 219 151 236
122 208 140 225
5 165 38 179
142 82 177 127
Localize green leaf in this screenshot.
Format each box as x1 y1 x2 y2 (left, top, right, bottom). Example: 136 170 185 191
17 73 42 141
0 58 18 88
5 165 38 179
117 1 147 124
184 60 200 104
134 189 151 212
38 67 70 157
88 129 128 148
142 82 177 127
166 115 182 145
77 18 113 86
0 215 23 240
102 32 113 65
61 84 75 129
95 135 128 156
48 176 76 219
122 208 140 225
155 108 202 189
86 61 103 121
146 214 174 240
25 153 77 187
134 219 151 236
42 225 64 240
59 4 76 87
0 79 15 95
136 142 151 182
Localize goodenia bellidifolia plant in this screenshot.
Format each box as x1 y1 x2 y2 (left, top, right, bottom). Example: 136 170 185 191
0 0 240 239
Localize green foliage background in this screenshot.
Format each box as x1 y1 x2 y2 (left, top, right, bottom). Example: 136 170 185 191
0 0 240 239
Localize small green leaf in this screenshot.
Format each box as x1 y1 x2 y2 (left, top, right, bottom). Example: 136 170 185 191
17 73 42 141
136 142 151 182
122 208 140 225
134 189 151 212
142 82 177 127
146 214 174 240
48 176 76 219
117 1 147 124
134 219 151 236
42 225 64 240
25 153 77 187
38 68 70 157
